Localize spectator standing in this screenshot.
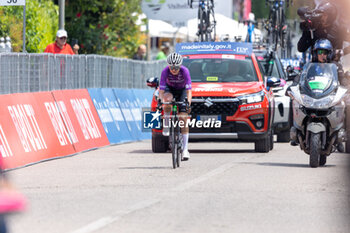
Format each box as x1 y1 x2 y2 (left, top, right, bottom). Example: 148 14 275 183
156 43 170 60
132 44 147 60
44 29 74 55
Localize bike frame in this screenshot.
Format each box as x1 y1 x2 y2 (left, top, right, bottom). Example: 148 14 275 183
265 0 290 54
188 0 216 42
163 100 187 169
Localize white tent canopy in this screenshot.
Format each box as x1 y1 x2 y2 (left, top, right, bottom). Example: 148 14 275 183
146 13 262 42
186 14 240 41
148 19 192 40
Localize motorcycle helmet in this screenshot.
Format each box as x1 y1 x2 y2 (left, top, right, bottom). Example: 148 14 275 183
167 52 183 68
313 39 333 62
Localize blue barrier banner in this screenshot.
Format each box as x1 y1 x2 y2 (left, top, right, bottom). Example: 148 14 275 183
176 42 252 56
113 88 142 141
101 88 133 143
281 59 301 70
88 89 131 144
132 89 155 140
139 89 155 107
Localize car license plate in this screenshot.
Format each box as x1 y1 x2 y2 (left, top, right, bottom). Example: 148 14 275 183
197 115 221 121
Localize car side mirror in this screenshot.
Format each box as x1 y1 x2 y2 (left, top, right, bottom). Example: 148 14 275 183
267 76 281 88
286 65 294 74
286 65 298 81
146 77 159 88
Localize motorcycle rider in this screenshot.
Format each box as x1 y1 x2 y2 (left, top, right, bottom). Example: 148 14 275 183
288 39 348 150
159 52 192 160
291 39 345 86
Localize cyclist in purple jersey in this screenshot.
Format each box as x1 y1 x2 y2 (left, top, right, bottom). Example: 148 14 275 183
159 52 192 160
159 66 192 90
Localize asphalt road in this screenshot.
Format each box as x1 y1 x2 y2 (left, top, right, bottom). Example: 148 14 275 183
7 140 350 233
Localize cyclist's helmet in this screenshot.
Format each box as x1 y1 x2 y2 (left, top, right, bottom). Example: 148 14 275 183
313 39 333 62
167 52 183 68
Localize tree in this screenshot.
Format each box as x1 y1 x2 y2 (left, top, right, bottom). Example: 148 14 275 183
64 0 146 58
0 0 58 52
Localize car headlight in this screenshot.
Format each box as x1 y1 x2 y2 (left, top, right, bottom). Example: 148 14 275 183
238 91 265 105
300 94 334 109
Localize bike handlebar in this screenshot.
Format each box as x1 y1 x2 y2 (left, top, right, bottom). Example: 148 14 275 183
157 98 190 112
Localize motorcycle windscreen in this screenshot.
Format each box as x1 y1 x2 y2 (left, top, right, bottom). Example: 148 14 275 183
299 63 338 99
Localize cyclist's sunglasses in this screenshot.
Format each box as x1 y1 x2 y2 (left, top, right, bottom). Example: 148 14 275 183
317 49 328 55
169 65 180 71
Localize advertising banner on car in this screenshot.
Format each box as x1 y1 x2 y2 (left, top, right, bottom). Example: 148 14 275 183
0 92 76 169
176 42 252 56
51 90 110 152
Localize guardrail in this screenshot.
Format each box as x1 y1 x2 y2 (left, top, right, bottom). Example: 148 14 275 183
0 53 166 95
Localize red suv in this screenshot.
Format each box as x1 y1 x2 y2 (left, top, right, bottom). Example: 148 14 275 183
147 42 280 153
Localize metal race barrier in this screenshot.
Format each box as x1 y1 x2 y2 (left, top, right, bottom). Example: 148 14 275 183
0 53 166 94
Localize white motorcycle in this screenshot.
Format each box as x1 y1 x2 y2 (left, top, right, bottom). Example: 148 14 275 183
287 63 348 167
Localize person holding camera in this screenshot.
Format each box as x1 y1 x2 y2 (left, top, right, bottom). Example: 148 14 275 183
297 2 343 53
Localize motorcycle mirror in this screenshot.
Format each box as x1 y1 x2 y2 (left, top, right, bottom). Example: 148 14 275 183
287 72 298 81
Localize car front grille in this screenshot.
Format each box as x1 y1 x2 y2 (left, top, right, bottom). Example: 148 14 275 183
191 96 239 117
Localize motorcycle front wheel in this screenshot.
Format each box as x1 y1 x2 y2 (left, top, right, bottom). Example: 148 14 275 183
309 133 321 168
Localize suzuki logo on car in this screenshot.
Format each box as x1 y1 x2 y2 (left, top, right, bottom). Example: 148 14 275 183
204 98 214 107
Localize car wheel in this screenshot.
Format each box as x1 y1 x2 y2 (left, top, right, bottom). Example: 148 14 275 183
152 133 169 153
270 129 274 150
277 130 290 142
255 132 270 153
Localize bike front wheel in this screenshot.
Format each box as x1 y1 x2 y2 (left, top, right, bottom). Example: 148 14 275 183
171 125 177 169
176 132 182 167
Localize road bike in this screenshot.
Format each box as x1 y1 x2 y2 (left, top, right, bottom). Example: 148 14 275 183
265 0 292 53
159 99 189 169
188 0 216 42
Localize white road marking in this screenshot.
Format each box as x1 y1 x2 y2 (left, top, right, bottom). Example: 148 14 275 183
70 163 236 233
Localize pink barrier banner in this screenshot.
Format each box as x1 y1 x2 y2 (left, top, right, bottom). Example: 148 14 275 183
51 89 110 152
0 92 76 169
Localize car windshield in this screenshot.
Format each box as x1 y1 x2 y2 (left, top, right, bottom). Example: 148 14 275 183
259 59 280 78
183 57 258 83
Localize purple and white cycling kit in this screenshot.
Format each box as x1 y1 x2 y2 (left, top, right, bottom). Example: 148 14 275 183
159 66 192 91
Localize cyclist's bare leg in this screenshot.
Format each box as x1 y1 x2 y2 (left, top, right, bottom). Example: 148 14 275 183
179 112 190 159
162 92 173 130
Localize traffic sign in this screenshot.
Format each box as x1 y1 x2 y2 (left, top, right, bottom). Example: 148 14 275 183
0 0 25 6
